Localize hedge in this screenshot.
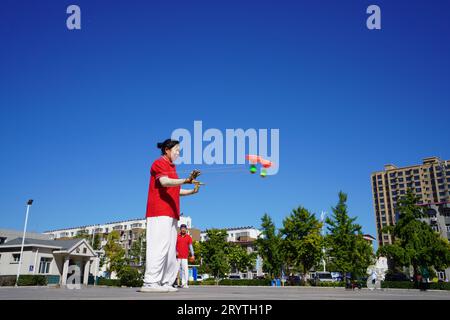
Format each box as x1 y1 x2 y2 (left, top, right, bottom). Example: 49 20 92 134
17 275 47 286
189 279 271 286
97 277 121 287
0 276 16 286
429 282 450 290
381 281 415 289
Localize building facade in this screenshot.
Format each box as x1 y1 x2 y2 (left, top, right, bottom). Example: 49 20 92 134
44 216 197 250
0 238 98 286
371 157 450 246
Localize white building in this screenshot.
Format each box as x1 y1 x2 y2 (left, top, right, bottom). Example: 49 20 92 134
0 237 98 286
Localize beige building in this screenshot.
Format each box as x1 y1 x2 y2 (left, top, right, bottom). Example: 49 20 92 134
371 157 450 246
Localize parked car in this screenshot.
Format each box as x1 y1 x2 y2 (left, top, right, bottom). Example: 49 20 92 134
315 272 336 282
196 275 203 282
228 274 241 279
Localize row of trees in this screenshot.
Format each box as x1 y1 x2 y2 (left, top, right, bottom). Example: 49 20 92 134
257 191 374 280
84 189 450 284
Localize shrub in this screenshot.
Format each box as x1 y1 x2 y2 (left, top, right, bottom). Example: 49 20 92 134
97 277 121 287
0 276 17 286
381 281 415 289
428 282 450 290
17 275 47 286
117 266 143 287
189 279 272 286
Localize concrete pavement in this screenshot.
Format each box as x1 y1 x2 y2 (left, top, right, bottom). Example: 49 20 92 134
1 285 449 300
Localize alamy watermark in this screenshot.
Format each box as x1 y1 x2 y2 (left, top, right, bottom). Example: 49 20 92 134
66 265 81 289
171 121 280 175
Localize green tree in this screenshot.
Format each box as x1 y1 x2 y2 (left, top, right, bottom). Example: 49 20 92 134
92 233 102 250
199 229 230 279
280 207 324 278
325 191 374 279
255 214 283 278
228 244 257 274
377 189 450 281
129 231 146 270
103 231 127 276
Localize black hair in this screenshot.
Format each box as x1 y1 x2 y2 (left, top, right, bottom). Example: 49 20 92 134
157 139 180 155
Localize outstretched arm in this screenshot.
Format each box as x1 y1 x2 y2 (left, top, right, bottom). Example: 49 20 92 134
159 170 201 188
159 176 187 187
180 183 200 197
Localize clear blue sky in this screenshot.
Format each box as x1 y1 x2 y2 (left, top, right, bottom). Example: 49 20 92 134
1 1 449 250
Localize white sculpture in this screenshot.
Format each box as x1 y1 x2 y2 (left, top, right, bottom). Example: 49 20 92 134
366 256 388 290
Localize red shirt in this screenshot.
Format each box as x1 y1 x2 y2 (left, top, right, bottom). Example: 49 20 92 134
176 233 193 259
145 156 181 220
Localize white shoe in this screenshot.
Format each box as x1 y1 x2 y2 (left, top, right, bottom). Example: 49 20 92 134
162 284 178 292
139 283 169 293
180 284 189 288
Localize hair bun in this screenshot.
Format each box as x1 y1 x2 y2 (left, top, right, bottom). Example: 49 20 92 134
157 142 163 148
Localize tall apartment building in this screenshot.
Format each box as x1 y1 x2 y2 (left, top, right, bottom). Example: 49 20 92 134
371 157 450 247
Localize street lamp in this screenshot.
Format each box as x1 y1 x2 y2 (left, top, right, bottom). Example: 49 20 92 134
320 211 327 273
15 199 33 287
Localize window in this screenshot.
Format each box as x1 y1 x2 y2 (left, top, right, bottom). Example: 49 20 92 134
413 169 419 174
416 188 422 192
446 225 450 233
415 182 421 186
83 248 87 254
11 253 20 263
414 175 420 180
399 184 405 188
39 258 52 274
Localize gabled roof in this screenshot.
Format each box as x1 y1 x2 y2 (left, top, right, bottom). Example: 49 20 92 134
0 237 82 250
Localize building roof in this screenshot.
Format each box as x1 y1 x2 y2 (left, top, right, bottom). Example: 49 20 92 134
0 229 51 241
0 237 82 250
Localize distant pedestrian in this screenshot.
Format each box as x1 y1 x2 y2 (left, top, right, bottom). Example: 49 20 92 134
176 223 195 288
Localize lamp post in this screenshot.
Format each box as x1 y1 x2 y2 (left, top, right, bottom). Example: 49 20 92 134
320 211 327 273
15 199 33 287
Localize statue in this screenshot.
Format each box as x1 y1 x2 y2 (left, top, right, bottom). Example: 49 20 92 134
366 256 388 290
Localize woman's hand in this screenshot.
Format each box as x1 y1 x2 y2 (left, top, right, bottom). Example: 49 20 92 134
185 169 201 184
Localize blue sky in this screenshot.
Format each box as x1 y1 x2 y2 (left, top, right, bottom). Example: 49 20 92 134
1 1 449 250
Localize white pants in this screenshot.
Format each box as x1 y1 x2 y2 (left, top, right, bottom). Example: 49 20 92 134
144 216 178 286
177 258 189 286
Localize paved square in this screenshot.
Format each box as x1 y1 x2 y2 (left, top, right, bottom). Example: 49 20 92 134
0 286 449 300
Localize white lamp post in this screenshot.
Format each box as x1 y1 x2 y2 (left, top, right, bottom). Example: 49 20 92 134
15 199 33 287
320 211 327 273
